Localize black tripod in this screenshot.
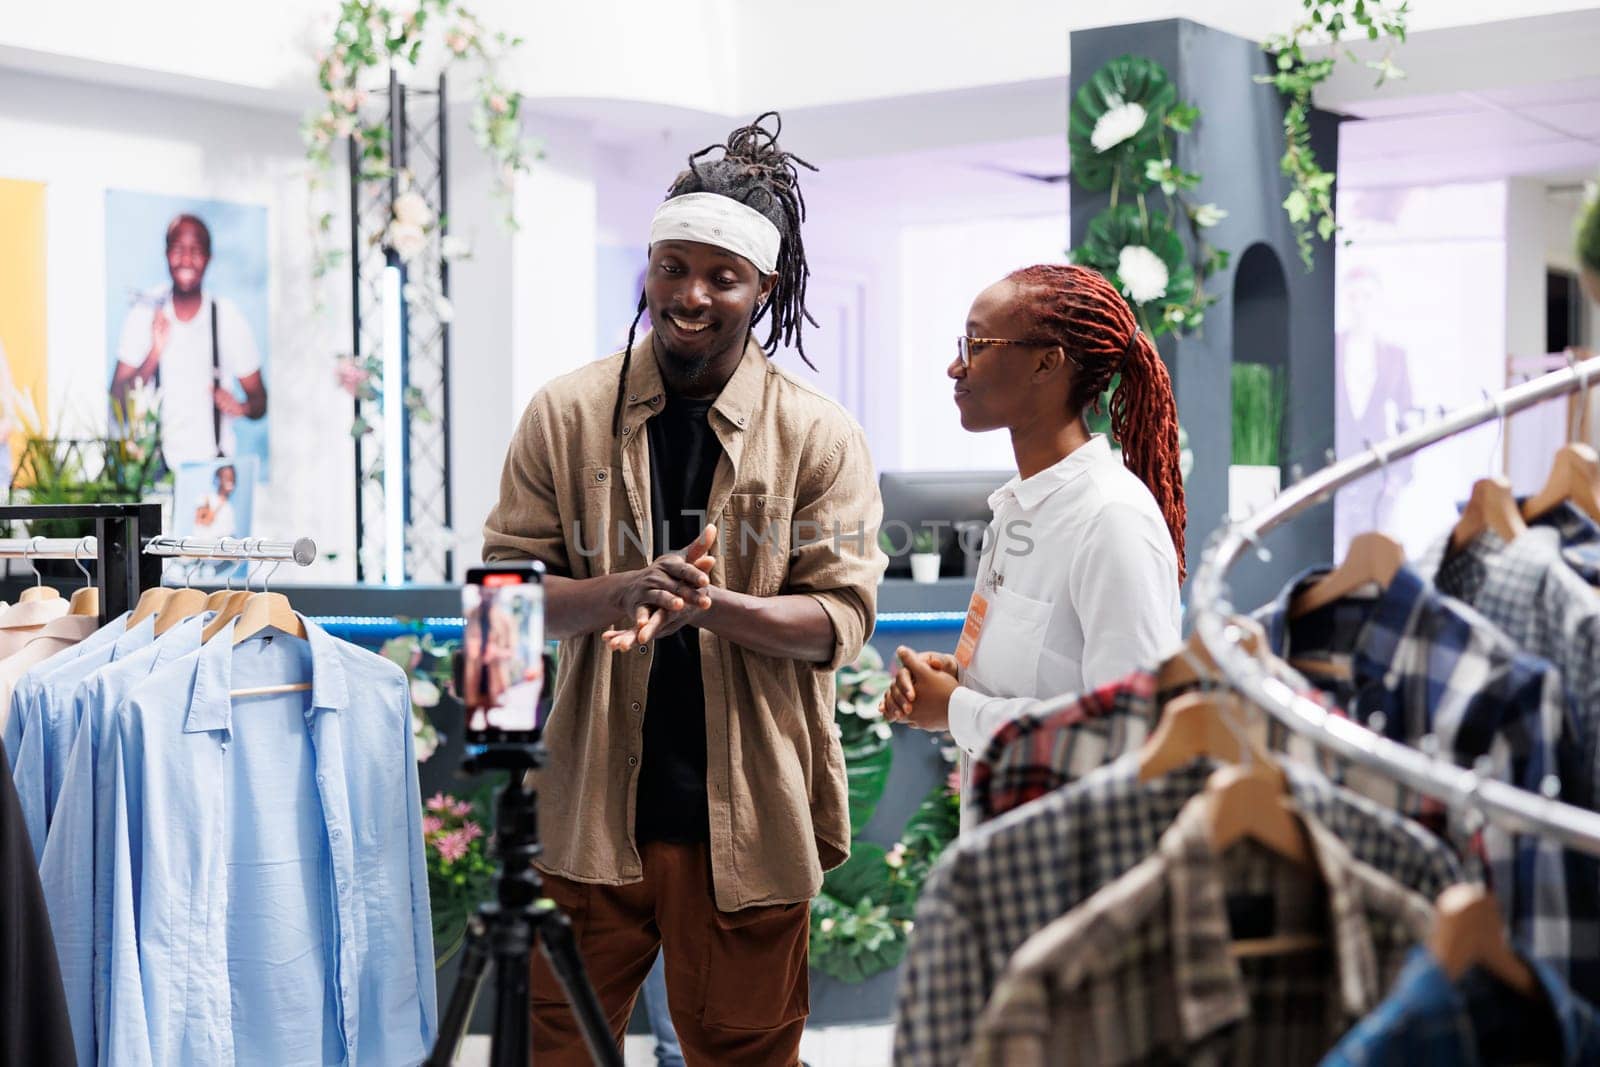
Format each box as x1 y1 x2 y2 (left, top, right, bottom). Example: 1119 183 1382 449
426 742 623 1067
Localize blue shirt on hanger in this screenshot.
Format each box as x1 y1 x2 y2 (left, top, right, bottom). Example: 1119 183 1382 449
38 610 215 1066
3 613 156 860
93 616 436 1066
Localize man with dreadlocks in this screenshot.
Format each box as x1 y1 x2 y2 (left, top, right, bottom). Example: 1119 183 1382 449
880 265 1185 769
483 112 885 1065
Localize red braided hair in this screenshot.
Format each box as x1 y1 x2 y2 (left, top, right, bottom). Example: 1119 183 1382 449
1005 264 1188 581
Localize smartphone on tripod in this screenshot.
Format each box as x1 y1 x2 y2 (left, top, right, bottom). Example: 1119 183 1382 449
459 562 549 744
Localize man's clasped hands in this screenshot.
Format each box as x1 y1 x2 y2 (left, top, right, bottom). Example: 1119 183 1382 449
604 524 961 735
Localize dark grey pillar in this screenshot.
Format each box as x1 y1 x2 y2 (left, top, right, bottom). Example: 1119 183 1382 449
1069 19 1338 614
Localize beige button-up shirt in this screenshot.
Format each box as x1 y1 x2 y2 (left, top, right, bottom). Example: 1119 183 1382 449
484 331 886 910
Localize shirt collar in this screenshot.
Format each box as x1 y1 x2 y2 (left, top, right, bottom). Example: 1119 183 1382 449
1158 791 1385 1043
112 613 158 658
990 435 1114 514
621 328 771 434
1257 565 1334 656
186 615 348 734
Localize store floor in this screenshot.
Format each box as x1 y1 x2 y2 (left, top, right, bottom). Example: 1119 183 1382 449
455 1022 896 1065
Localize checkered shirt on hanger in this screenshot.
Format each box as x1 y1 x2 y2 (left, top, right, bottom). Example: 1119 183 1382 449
1255 562 1597 1001
1530 499 1600 586
1421 525 1600 807
891 753 1462 1067
970 667 1339 824
967 793 1434 1067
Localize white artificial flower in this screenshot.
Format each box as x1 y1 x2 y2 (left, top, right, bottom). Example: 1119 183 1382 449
820 918 836 934
873 722 893 740
440 234 472 260
1090 94 1147 153
434 295 455 324
1116 245 1170 305
1191 203 1228 228
393 191 434 229
410 676 441 709
388 221 428 262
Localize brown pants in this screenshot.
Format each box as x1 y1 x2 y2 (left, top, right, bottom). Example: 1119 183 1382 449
529 840 810 1066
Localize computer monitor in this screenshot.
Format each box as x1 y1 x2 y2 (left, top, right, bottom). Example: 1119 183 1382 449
878 470 1016 578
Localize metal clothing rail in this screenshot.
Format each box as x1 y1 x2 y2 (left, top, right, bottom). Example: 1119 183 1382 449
143 536 317 566
1189 358 1600 857
0 536 98 560
0 503 163 624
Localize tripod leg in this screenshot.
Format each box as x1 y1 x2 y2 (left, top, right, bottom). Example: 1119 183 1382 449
489 912 532 1067
426 917 493 1066
535 903 625 1067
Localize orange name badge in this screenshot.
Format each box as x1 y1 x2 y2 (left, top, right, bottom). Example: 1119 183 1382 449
953 592 989 670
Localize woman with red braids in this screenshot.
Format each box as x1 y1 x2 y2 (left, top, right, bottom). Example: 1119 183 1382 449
882 264 1185 765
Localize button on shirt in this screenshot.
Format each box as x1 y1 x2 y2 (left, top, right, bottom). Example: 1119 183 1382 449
968 794 1434 1067
946 434 1181 759
892 753 1462 1067
1324 944 1600 1066
89 619 436 1066
482 331 885 910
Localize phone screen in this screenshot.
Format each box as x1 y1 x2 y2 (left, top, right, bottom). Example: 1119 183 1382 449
461 564 546 743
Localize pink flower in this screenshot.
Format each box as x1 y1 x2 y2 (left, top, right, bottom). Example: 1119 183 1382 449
449 798 473 819
425 792 452 813
422 815 443 835
446 29 471 54
946 768 961 794
336 356 371 397
488 94 509 115
461 820 484 841
435 830 469 863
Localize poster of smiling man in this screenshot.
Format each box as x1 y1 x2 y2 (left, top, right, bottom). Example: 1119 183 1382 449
104 190 271 479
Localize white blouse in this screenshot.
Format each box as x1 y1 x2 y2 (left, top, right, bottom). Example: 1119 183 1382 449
947 435 1182 758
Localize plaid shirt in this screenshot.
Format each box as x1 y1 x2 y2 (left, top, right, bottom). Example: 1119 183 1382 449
970 668 1338 824
1324 944 1600 1065
1422 526 1600 806
969 794 1434 1066
892 753 1462 1067
1531 499 1600 586
1255 563 1598 1000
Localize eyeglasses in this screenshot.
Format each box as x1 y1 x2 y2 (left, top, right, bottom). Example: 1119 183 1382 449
955 336 1053 368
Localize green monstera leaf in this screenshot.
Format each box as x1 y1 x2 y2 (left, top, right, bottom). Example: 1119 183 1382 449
1068 55 1178 193
1072 203 1196 315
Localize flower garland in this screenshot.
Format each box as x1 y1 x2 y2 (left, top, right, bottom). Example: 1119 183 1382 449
1257 0 1409 269
1068 56 1228 338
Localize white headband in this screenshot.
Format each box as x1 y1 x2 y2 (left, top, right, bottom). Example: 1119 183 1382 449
649 192 781 275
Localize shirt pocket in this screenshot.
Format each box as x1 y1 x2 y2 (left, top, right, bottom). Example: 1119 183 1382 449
967 585 1053 697
723 493 794 596
579 464 622 574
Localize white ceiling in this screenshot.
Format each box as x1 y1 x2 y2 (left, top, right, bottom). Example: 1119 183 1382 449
1339 76 1600 189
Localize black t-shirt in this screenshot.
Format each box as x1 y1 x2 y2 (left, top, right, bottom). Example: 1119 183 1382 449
635 388 721 844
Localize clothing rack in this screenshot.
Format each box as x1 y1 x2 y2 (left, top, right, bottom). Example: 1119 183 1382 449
143 536 317 567
0 503 163 625
1188 359 1600 856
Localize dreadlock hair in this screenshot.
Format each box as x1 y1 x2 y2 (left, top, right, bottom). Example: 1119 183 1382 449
1005 264 1188 581
614 111 818 434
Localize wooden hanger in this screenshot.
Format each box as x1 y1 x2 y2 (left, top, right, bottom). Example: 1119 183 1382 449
1138 691 1279 783
231 591 307 644
205 588 235 612
1523 443 1600 525
1206 762 1312 867
67 541 99 618
1154 616 1271 692
127 587 172 627
201 590 252 643
153 587 209 635
1429 883 1538 997
18 583 60 604
1452 476 1527 552
1290 531 1405 621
